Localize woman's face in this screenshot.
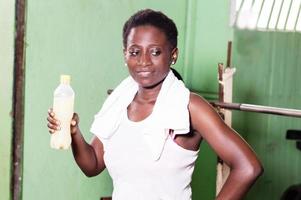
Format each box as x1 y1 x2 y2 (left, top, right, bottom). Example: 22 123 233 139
124 25 177 88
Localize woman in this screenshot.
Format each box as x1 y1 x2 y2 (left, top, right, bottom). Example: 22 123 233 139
47 9 263 200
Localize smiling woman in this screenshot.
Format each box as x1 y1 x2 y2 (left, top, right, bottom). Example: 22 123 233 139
47 9 263 200
124 25 172 89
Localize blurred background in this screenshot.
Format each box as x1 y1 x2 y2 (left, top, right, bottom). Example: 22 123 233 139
1 0 301 199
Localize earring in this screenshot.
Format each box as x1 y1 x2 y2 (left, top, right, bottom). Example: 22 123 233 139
124 63 128 66
171 56 177 65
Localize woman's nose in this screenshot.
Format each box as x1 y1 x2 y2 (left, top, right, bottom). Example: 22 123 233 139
138 53 151 66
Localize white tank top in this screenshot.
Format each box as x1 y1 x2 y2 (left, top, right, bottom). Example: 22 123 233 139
101 110 199 200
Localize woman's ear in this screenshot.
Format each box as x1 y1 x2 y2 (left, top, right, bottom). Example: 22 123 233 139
171 48 179 65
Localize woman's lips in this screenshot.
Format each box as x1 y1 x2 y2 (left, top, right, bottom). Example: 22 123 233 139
137 71 152 77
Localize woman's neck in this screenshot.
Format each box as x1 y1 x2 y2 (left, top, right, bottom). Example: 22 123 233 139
136 83 162 104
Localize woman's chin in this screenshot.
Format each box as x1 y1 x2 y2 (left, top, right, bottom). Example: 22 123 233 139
137 78 165 89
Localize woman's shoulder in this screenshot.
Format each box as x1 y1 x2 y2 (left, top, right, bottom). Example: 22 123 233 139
188 92 226 137
188 92 219 120
189 92 211 108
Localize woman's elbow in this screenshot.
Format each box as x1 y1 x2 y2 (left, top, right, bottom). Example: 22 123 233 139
84 165 106 177
80 167 103 177
244 160 264 181
84 171 97 178
83 169 102 177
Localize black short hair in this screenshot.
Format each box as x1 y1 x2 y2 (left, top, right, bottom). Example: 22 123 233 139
122 9 178 49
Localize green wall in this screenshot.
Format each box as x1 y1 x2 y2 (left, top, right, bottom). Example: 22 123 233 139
22 0 232 200
232 31 301 199
183 1 233 199
0 0 15 199
5 1 299 199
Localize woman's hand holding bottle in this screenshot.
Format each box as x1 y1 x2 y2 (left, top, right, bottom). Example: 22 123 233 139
47 108 79 135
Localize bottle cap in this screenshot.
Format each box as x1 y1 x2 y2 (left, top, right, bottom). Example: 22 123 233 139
60 75 71 84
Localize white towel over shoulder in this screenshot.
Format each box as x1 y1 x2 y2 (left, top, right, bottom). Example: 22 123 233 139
90 70 190 160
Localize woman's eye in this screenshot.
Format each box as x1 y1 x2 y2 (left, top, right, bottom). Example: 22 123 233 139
129 50 139 56
151 50 161 56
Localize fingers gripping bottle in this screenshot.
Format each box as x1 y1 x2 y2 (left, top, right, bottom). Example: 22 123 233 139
51 75 75 149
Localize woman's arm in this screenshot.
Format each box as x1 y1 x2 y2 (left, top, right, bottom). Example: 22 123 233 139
71 128 106 177
189 93 263 200
47 110 106 177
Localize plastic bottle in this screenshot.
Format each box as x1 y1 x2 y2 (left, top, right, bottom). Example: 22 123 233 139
50 75 75 150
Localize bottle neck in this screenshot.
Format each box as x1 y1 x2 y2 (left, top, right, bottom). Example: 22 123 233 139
60 80 70 85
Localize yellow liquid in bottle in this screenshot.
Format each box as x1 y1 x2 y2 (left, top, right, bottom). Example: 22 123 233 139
51 96 74 149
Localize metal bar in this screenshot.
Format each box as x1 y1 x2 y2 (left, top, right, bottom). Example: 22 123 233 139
294 1 301 30
284 0 294 29
226 41 232 68
255 0 266 28
276 0 286 29
218 63 224 103
11 0 26 199
234 0 245 26
210 101 301 118
269 0 283 29
267 0 277 29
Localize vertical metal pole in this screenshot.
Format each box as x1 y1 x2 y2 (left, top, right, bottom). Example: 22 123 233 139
218 63 224 103
226 41 232 68
216 41 235 195
216 63 225 195
11 0 26 199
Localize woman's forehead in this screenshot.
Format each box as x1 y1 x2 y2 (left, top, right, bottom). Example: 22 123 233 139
126 25 168 47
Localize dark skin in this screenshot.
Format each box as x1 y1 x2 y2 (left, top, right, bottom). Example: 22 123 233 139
47 25 263 199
